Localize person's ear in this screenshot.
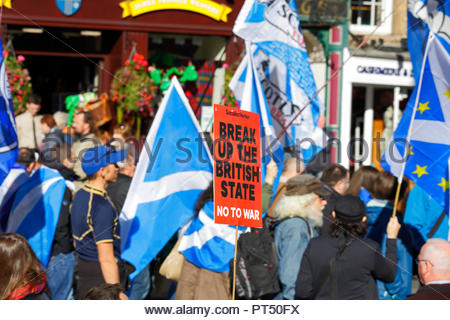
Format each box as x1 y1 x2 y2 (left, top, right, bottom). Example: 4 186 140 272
332 211 336 219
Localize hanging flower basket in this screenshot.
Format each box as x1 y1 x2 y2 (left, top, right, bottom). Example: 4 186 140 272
3 52 33 116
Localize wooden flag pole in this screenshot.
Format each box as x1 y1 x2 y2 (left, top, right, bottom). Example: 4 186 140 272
232 225 239 300
391 181 402 218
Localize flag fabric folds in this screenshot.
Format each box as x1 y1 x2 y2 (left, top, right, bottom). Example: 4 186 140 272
178 201 247 273
6 166 66 266
381 33 450 213
407 0 450 81
0 38 18 186
238 42 284 189
0 163 28 232
230 0 326 164
120 77 213 279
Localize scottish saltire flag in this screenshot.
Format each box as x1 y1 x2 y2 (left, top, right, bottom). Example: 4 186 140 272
179 201 246 272
231 0 326 163
0 39 18 187
0 163 27 232
6 166 66 266
381 33 450 213
407 0 450 81
120 78 213 279
239 42 284 190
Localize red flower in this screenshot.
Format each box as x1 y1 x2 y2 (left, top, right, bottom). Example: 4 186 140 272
125 60 130 67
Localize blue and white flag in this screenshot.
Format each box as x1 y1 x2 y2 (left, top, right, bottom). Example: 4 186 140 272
239 42 284 189
120 77 213 279
179 201 246 272
231 0 326 164
7 166 66 266
407 0 450 81
381 33 450 213
0 163 27 232
0 38 18 187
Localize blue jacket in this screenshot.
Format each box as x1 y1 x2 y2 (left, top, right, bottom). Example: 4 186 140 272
366 199 413 300
404 185 448 252
274 217 317 300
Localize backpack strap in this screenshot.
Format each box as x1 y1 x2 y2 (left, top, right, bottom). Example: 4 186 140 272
311 235 354 299
427 210 447 239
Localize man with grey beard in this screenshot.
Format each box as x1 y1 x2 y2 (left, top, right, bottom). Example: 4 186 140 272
272 174 329 299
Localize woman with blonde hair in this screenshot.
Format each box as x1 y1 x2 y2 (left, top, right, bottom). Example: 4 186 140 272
0 233 49 300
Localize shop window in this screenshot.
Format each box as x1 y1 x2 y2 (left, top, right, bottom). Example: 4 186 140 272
350 0 392 35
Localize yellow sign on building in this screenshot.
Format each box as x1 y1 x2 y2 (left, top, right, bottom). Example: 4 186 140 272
0 0 12 9
120 0 232 22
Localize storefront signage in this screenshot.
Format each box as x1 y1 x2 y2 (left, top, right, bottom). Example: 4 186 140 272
357 65 414 78
56 0 82 16
297 0 348 24
119 0 232 22
0 0 12 8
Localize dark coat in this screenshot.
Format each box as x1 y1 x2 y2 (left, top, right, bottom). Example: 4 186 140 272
107 173 132 213
295 235 397 300
407 283 450 300
318 183 341 235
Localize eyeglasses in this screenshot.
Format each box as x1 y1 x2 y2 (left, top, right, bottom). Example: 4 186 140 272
415 259 434 267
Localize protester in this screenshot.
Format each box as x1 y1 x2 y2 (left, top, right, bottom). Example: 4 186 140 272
320 164 349 234
71 145 126 299
53 111 69 129
5 157 74 299
366 171 412 300
296 195 401 299
0 233 49 300
176 183 235 300
272 174 328 300
267 154 304 218
107 152 136 213
407 239 450 299
175 162 274 300
71 111 102 182
15 94 43 149
403 185 449 253
346 165 379 204
40 114 64 167
111 123 138 161
84 284 128 300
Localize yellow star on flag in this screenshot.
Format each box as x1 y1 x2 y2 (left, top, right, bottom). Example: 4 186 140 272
408 146 414 155
438 177 449 192
417 101 430 114
412 164 428 178
443 88 450 99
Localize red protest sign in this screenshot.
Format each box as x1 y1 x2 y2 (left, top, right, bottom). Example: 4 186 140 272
213 104 262 228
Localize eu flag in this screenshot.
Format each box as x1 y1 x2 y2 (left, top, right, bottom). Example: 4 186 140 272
382 34 450 212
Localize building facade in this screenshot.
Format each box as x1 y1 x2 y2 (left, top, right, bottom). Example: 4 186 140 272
1 0 245 113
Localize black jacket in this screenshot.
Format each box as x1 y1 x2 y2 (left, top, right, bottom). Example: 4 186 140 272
106 173 132 213
50 187 74 257
295 235 397 299
318 183 341 235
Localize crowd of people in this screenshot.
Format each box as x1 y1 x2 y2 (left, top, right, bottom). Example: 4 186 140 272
0 94 449 300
